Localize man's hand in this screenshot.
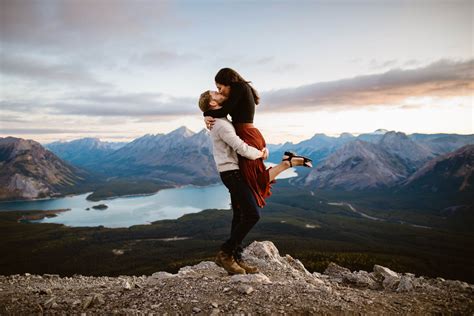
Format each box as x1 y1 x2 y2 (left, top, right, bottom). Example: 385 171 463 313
204 116 216 130
262 148 269 160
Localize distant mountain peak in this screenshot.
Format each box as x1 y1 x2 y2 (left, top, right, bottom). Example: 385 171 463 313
310 133 330 139
73 137 102 146
169 126 195 137
131 133 163 145
196 128 209 135
378 131 433 168
339 132 354 138
381 131 409 140
142 133 157 139
81 137 101 141
0 137 38 154
372 129 389 135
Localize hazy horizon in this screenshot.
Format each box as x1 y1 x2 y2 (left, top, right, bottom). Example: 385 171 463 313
2 126 473 147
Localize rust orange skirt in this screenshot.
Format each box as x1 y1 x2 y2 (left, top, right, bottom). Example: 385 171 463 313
234 124 275 207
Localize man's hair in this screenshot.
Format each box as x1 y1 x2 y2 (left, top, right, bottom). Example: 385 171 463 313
198 90 212 112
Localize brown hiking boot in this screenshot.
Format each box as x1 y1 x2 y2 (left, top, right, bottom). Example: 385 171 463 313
215 250 246 275
235 258 259 274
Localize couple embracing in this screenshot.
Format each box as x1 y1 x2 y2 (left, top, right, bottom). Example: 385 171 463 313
198 68 312 275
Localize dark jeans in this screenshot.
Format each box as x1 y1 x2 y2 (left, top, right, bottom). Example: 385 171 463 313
219 169 261 259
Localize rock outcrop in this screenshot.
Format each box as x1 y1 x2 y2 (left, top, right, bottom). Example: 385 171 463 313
0 137 92 201
1 241 473 315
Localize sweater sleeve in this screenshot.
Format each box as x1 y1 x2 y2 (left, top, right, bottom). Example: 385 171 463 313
203 83 245 118
217 121 262 160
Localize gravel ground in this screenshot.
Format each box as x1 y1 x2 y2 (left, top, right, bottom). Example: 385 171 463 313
1 241 473 315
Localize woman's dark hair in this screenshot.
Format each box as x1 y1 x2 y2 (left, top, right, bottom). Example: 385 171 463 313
215 68 260 105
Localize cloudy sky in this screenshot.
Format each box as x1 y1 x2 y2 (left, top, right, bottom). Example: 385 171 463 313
1 0 472 144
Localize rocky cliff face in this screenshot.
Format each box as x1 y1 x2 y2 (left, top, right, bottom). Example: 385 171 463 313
303 140 411 190
0 137 92 201
1 241 472 315
378 131 434 170
402 144 474 193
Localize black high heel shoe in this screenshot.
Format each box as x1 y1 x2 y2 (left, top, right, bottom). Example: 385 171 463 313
282 151 313 168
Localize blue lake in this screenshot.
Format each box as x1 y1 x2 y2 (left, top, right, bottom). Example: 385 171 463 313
0 185 230 228
0 163 296 228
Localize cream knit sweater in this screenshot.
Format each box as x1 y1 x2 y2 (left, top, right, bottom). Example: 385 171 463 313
209 118 262 172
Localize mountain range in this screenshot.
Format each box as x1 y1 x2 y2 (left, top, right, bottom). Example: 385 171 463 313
302 139 413 190
46 137 126 169
302 137 473 193
268 129 473 164
1 128 473 201
46 127 219 186
92 127 218 185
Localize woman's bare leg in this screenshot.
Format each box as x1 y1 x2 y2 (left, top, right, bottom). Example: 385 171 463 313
268 161 291 182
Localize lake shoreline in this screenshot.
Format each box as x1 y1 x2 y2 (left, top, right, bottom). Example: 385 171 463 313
17 208 71 222
0 164 291 204
0 192 95 204
0 184 230 228
0 182 225 204
85 182 226 202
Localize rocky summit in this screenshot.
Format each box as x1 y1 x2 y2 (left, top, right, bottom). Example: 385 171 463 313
1 241 473 315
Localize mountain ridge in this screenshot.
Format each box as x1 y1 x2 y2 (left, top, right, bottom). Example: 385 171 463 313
0 137 95 201
402 144 474 193
302 139 412 190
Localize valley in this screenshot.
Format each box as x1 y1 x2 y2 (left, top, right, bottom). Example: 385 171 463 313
1 180 472 283
1 129 472 284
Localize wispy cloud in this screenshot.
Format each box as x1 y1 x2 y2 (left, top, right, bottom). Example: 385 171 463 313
49 93 195 117
0 54 110 87
0 101 37 113
216 55 273 66
369 58 398 70
0 0 172 48
0 128 119 135
134 50 202 68
261 59 474 111
403 59 421 67
1 1 471 142
0 91 197 118
2 59 471 121
0 114 30 123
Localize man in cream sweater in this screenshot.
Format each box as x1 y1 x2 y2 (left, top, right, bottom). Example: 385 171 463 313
199 90 266 275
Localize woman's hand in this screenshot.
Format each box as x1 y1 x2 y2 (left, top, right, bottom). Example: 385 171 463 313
262 148 269 160
204 116 216 130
